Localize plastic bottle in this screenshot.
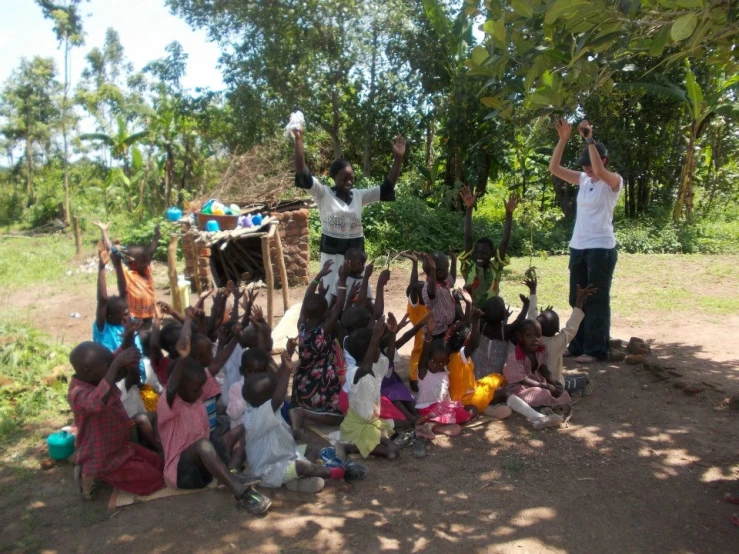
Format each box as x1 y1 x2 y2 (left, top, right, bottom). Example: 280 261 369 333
177 275 191 310
252 213 263 226
244 214 254 227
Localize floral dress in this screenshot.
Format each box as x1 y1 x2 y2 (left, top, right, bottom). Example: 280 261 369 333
293 322 346 415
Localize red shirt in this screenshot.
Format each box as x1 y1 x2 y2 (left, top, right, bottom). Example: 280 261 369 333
152 357 173 387
68 377 135 477
157 370 221 488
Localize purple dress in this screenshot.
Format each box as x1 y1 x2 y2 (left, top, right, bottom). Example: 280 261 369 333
380 360 414 403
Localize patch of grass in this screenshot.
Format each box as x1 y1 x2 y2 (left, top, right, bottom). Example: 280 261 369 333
0 322 71 447
0 235 95 291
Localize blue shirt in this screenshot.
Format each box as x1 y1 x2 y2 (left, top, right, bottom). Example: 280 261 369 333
92 322 146 381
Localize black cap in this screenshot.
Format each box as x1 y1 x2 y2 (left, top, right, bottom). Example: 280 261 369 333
577 143 608 166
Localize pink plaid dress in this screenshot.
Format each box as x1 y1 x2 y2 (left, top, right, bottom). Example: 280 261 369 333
503 346 571 407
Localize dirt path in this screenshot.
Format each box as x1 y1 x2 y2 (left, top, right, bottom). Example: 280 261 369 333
1 260 738 553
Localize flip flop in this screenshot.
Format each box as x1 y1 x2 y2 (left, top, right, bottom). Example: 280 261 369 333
392 429 416 448
412 439 427 459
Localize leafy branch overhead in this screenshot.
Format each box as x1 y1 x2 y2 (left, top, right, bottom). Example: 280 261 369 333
467 0 739 116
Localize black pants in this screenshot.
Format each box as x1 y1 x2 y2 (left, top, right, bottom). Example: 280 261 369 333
568 247 617 359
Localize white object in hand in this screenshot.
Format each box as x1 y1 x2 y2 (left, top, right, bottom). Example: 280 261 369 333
284 110 305 139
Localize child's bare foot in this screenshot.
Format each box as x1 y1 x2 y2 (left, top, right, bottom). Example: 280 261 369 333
415 423 436 440
532 414 563 430
74 465 98 500
484 405 513 419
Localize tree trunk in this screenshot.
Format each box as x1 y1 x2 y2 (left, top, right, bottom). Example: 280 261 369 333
673 123 697 222
476 151 491 197
62 40 71 225
330 86 342 159
637 177 649 214
628 176 636 218
164 141 175 207
552 175 575 219
25 113 33 201
362 25 378 175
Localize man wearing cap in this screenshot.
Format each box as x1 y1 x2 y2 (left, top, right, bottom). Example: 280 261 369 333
548 119 623 363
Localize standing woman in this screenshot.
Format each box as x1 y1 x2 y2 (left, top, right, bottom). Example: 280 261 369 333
292 128 406 296
548 119 623 363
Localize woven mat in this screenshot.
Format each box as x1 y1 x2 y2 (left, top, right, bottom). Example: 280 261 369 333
108 480 219 509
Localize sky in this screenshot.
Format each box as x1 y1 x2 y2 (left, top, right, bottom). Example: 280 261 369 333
0 0 224 91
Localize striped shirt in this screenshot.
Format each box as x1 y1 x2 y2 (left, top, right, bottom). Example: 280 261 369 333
123 265 157 320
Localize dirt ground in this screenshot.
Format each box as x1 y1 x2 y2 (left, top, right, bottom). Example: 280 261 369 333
1 260 738 553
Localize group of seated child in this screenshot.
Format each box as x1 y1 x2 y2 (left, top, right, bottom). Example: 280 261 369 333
69 193 595 512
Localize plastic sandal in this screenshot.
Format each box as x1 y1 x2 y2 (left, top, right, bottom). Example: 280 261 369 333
343 461 368 482
412 439 427 459
237 486 272 515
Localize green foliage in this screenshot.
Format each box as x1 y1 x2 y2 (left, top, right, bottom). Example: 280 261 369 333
112 215 174 262
0 322 70 444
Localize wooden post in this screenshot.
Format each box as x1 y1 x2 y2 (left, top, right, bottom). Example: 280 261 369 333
190 237 202 295
168 234 182 313
261 231 274 328
73 216 81 255
273 225 290 311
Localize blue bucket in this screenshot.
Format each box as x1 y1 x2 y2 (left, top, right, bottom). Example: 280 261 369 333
47 430 75 460
205 220 220 232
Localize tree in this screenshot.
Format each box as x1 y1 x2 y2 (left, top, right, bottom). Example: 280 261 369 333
36 0 85 225
0 57 61 201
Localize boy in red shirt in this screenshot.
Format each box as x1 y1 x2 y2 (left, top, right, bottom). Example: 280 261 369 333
157 309 270 515
68 342 164 499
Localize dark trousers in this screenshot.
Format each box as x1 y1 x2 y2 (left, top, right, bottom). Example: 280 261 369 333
568 247 617 359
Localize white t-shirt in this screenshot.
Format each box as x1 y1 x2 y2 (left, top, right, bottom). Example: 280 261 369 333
569 172 623 250
346 354 390 421
307 176 382 240
416 370 451 409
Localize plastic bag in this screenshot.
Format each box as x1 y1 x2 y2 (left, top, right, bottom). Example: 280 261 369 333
284 110 305 139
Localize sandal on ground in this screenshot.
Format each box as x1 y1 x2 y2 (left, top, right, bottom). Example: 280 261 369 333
285 477 325 493
574 354 599 364
723 492 739 505
392 429 416 448
319 446 345 468
343 461 368 482
236 486 272 515
412 439 427 459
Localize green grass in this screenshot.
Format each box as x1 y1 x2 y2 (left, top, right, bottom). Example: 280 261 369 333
0 234 95 291
0 323 71 447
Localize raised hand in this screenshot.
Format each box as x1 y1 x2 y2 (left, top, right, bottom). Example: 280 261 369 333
92 221 109 232
471 307 484 320
398 251 418 263
554 118 572 141
386 312 400 334
97 241 110 266
575 284 597 309
116 347 142 369
157 301 174 315
373 315 387 339
377 268 391 288
196 288 214 308
338 259 351 282
317 279 328 297
459 185 476 209
420 252 436 271
505 194 519 214
578 119 593 139
225 280 237 297
250 304 265 323
458 287 472 306
317 260 334 278
523 274 537 294
175 335 190 358
397 313 410 331
364 260 375 279
391 135 406 158
519 294 530 305
291 128 303 142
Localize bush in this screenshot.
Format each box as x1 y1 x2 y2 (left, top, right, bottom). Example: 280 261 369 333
113 216 175 262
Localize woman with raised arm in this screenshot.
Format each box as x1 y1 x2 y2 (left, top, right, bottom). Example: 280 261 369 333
292 128 406 297
548 119 623 363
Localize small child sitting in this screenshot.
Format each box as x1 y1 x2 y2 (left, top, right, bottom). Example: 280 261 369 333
156 318 270 514
457 186 517 307
242 347 367 493
399 251 427 391
526 276 595 388
339 317 401 459
68 343 163 498
94 221 160 324
503 319 570 430
421 252 457 338
334 247 374 308
226 347 271 431
471 294 529 380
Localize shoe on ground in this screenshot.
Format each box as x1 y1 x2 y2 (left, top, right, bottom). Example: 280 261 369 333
392 429 415 447
319 446 345 468
74 465 97 501
237 486 272 515
285 477 324 493
532 414 564 430
412 439 428 459
343 461 368 482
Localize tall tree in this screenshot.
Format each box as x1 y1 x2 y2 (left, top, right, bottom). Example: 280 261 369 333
0 57 61 201
36 0 86 225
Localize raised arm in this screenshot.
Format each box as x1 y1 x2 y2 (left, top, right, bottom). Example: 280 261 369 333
383 312 400 364
467 308 483 356
578 120 621 191
373 269 390 321
324 261 350 335
166 336 190 408
498 195 518 259
422 253 437 300
207 287 228 341
209 324 242 377
293 128 307 174
272 351 293 412
524 273 538 320
157 301 185 324
396 313 428 350
299 260 334 325
147 224 161 258
386 135 406 186
354 317 386 384
96 241 110 333
417 317 435 381
399 252 419 304
548 119 582 185
460 186 476 253
356 261 374 309
448 247 457 282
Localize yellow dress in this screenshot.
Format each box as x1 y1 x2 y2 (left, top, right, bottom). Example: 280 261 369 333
406 301 428 381
448 349 505 412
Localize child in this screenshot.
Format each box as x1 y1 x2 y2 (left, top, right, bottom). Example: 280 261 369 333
415 333 473 436
398 251 427 391
526 276 596 386
156 314 270 514
94 221 159 323
472 294 529 380
68 343 163 498
421 252 457 338
334 247 374 308
290 260 350 433
226 347 271 431
503 319 570 430
148 317 183 387
458 186 518 307
447 292 512 419
339 318 400 459
242 347 368 493
93 241 146 382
